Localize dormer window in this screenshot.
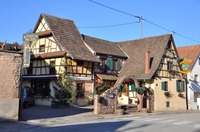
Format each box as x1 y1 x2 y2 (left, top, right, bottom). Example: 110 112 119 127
39 45 45 53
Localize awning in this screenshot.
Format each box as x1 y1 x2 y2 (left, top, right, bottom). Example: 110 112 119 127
190 82 200 92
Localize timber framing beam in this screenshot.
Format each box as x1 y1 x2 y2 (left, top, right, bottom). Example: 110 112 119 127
31 51 66 60
38 30 52 38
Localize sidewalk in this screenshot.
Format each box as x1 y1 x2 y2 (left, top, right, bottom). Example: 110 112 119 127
1 105 200 132
96 109 200 119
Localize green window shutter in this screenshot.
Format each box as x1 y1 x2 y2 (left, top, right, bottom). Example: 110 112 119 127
182 81 185 92
117 59 121 71
107 58 113 70
176 80 180 92
161 82 165 90
131 84 135 91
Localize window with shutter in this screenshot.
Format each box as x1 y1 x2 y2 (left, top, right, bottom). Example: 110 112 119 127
130 84 135 91
117 59 121 71
161 82 168 91
182 81 185 92
107 58 113 70
176 80 185 92
176 80 180 92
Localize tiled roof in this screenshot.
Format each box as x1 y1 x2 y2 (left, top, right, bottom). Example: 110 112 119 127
0 42 22 51
82 35 127 58
96 74 118 81
117 34 172 79
34 14 101 63
177 45 200 67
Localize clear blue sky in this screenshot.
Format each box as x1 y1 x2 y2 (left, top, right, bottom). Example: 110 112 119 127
1 0 200 47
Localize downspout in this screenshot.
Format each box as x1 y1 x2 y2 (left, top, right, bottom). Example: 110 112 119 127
184 75 189 110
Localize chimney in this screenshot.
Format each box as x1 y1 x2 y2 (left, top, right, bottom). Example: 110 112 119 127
145 51 150 74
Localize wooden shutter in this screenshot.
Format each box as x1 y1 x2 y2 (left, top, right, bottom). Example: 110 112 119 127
182 81 185 92
130 84 135 91
107 58 113 70
161 82 165 90
176 80 180 92
117 59 121 71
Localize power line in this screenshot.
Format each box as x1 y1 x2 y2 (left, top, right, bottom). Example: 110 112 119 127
78 21 139 28
89 0 200 43
88 0 140 19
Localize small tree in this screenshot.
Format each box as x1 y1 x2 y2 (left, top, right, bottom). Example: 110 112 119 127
52 72 77 107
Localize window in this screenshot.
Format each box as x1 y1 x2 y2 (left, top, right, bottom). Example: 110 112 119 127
113 59 117 71
77 60 83 66
50 61 56 74
161 81 168 91
31 80 50 97
150 57 154 69
117 59 122 71
27 61 33 74
199 57 200 65
176 80 185 92
129 84 135 91
39 45 45 52
167 61 172 70
166 101 170 107
194 75 199 82
50 61 55 66
76 83 84 98
106 58 113 70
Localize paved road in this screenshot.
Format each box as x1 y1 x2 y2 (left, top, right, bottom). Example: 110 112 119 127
1 105 200 132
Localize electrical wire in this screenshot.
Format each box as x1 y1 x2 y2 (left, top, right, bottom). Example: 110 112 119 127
78 21 139 28
88 0 200 43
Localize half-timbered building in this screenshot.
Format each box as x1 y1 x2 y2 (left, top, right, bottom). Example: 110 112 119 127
22 14 101 106
116 34 186 111
82 35 128 94
21 13 187 111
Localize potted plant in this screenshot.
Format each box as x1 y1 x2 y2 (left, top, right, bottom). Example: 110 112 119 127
178 92 184 98
135 87 145 95
164 91 172 98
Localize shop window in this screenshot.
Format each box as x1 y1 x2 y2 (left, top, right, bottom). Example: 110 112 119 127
31 80 50 98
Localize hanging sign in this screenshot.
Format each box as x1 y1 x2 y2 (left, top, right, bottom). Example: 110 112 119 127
179 58 192 74
22 33 38 68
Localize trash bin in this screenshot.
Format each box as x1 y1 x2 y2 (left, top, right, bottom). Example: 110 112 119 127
197 96 200 110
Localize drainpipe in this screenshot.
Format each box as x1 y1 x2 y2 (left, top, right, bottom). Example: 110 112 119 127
184 76 189 110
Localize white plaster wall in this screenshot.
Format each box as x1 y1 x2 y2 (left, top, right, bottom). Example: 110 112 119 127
187 56 200 110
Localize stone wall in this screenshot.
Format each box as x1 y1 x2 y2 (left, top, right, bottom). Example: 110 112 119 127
94 88 117 114
0 51 22 121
